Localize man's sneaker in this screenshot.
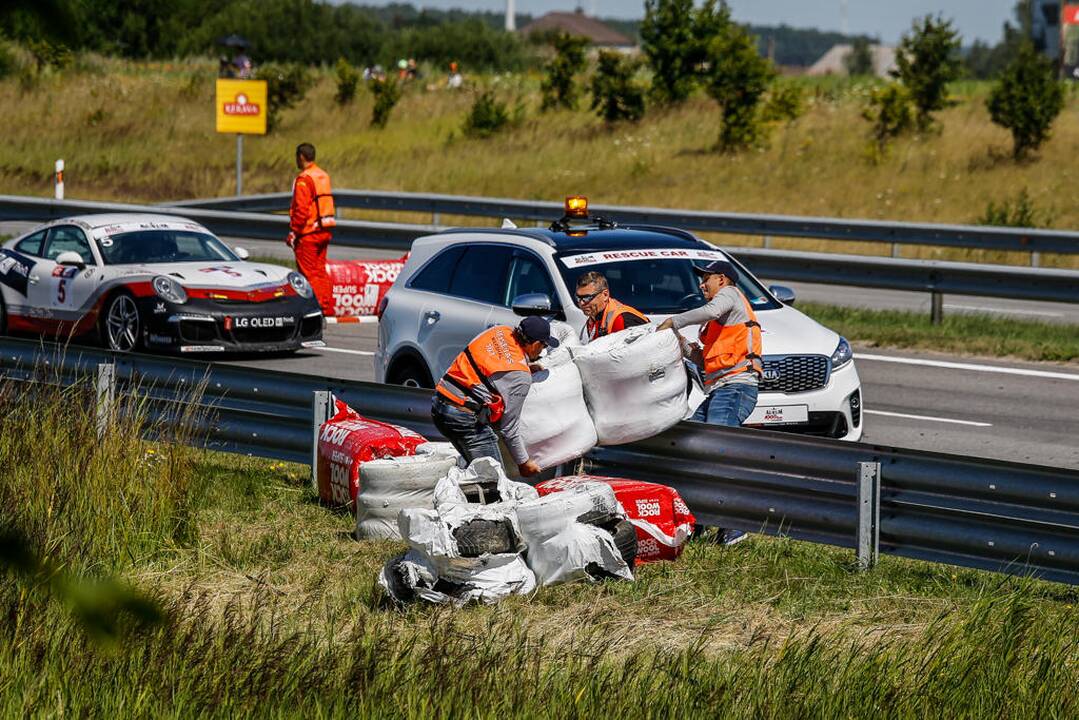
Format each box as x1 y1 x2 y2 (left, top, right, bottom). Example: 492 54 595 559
720 529 749 546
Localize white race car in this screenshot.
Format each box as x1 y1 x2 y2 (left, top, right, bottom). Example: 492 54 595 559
0 213 324 353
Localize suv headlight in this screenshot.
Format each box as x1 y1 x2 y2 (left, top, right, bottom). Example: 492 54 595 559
288 271 313 299
152 275 187 304
831 336 853 370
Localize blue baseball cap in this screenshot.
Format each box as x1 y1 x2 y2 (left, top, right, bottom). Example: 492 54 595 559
692 260 738 282
518 316 559 348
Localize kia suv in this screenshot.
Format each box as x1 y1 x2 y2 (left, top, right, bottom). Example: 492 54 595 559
374 209 863 440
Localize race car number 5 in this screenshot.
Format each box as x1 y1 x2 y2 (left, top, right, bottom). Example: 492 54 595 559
57 279 66 303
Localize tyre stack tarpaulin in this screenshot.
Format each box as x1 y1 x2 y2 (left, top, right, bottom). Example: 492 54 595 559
315 397 427 508
327 254 407 318
537 476 696 564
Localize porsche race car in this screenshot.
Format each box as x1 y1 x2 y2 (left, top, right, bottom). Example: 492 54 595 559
0 214 324 353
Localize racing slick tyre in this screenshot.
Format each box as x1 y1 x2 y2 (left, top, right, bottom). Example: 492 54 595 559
101 291 143 353
452 518 518 557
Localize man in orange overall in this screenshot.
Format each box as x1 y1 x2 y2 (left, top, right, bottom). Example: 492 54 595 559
287 142 336 316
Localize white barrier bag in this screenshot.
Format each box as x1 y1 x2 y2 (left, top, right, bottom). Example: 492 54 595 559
355 451 460 540
515 482 632 586
572 326 688 445
519 362 598 470
541 320 581 368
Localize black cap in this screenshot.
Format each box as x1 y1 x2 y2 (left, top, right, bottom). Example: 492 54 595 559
518 316 560 348
692 260 738 282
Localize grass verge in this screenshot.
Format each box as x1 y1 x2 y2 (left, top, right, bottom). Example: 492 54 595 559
800 301 1079 363
1 374 1076 716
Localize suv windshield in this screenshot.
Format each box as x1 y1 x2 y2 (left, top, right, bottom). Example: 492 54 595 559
555 248 779 315
97 230 238 265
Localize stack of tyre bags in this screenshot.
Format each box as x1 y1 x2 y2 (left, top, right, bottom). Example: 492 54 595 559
379 459 638 605
536 476 696 563
518 325 689 470
354 442 461 540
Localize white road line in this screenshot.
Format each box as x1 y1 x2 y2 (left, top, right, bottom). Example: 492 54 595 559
858 353 1079 381
865 409 992 427
312 347 375 356
943 304 1064 318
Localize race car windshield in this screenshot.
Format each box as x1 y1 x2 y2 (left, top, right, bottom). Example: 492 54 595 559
555 252 780 315
97 230 239 265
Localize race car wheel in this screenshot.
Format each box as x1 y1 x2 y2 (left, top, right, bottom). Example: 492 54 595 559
103 292 142 352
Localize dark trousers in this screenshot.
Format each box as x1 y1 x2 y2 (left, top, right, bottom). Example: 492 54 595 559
431 397 501 465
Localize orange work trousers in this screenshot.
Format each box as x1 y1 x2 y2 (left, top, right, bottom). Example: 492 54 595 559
293 232 335 317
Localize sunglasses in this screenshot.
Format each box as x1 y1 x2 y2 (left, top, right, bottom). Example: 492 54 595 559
574 288 605 305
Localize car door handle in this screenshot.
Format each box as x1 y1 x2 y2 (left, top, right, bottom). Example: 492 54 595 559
28 275 39 285
424 310 440 324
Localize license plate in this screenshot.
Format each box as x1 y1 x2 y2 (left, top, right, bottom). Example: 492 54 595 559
746 405 809 425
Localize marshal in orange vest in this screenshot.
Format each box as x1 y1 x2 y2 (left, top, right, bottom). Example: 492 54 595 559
436 325 530 421
699 291 763 385
293 164 336 238
584 297 649 342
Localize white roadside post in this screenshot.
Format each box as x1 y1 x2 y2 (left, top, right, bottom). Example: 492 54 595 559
96 363 116 441
311 390 333 494
857 461 881 571
54 159 65 200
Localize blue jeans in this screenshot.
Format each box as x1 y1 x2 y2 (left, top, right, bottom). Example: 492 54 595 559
693 383 759 426
431 397 502 465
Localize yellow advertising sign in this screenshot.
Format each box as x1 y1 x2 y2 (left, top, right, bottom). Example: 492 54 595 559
215 79 268 135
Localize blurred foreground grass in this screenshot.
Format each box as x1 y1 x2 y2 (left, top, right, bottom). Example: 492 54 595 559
1 370 1076 716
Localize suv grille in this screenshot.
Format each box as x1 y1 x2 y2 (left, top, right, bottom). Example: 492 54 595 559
760 355 830 394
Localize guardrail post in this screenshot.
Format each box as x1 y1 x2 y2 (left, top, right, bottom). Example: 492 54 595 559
930 291 943 325
432 210 440 226
1031 252 1041 268
311 390 333 493
96 363 115 440
857 461 881 571
762 235 773 249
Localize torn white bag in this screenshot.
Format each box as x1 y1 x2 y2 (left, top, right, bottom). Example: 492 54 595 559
519 361 598 470
571 325 688 445
355 451 460 540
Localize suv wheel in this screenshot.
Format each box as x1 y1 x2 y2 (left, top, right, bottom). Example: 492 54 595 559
388 357 433 389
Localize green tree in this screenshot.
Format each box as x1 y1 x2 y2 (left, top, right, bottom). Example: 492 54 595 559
702 4 776 152
254 63 312 132
844 37 875 76
640 0 697 104
463 90 510 138
334 57 359 106
540 33 587 111
862 83 914 160
892 15 962 132
964 1 1033 79
987 42 1065 159
370 76 401 128
590 50 645 123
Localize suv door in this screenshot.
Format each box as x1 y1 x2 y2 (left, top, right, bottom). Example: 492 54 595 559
486 249 562 328
418 244 514 377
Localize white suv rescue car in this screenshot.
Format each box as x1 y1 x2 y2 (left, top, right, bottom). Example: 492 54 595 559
0 214 324 353
375 204 863 441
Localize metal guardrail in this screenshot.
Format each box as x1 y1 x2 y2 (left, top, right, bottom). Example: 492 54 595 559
4 195 1079 320
2 336 1077 586
164 189 1079 258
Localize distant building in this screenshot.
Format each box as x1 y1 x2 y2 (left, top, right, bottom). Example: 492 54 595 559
518 9 636 52
806 44 897 77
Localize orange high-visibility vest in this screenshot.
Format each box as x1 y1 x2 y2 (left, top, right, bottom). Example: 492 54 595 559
699 290 763 385
295 164 336 237
436 326 529 417
585 297 649 342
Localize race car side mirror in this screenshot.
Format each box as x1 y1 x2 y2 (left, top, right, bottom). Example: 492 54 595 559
233 246 250 260
56 251 86 269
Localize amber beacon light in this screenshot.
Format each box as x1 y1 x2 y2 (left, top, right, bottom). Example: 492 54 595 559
564 195 589 218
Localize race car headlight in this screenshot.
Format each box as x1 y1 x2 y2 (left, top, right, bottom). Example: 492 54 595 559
831 336 853 370
152 275 188 304
288 271 313 299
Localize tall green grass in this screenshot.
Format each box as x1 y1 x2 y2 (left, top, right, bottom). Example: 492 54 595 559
1 370 1076 717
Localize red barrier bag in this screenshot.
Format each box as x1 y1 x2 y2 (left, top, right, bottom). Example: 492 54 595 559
327 255 408 317
316 398 426 507
536 476 696 563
